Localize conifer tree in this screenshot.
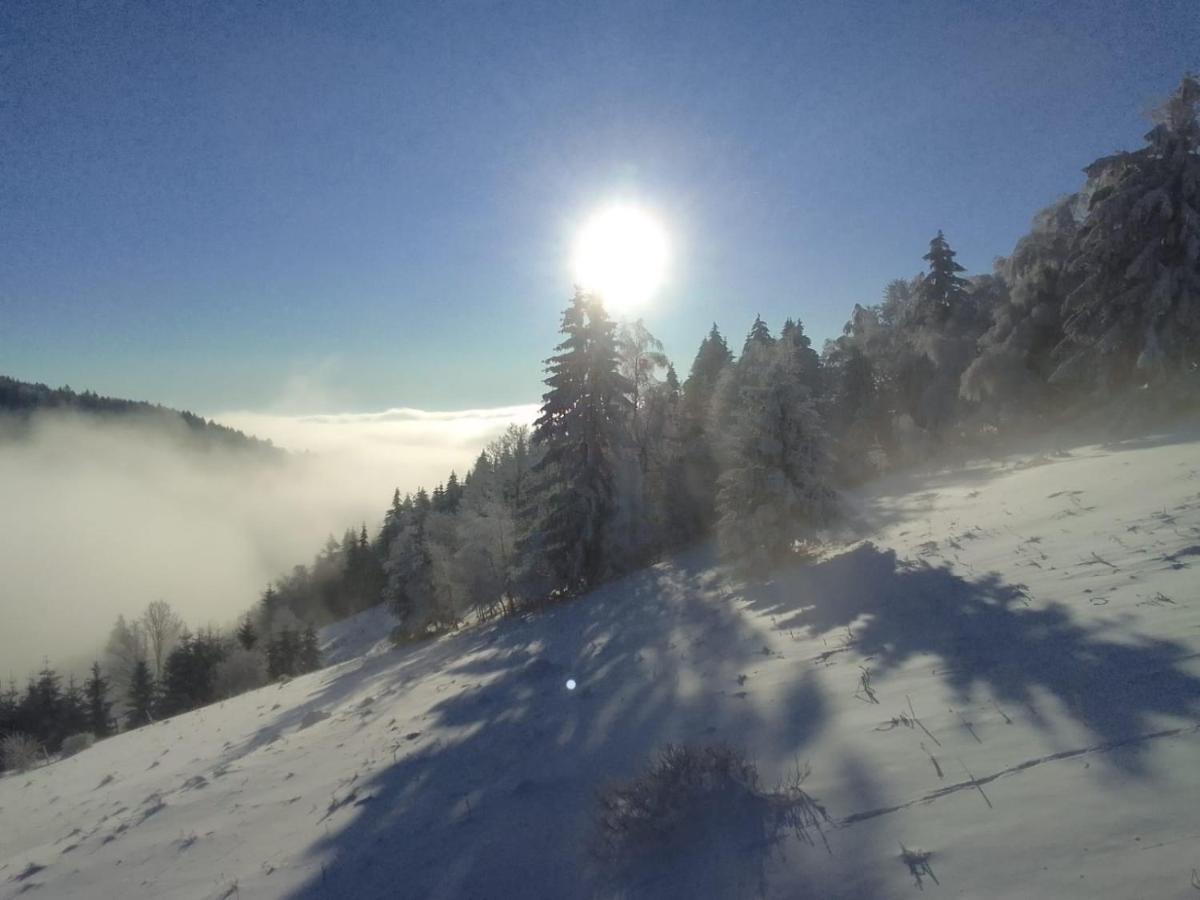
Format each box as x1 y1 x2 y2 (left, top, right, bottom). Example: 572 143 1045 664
84 662 112 738
1056 74 1200 388
384 495 438 634
682 324 734 408
617 319 670 474
266 629 299 679
443 472 464 512
157 631 195 716
60 675 88 739
914 231 969 325
23 663 63 748
376 488 405 554
259 585 280 631
781 317 822 393
126 660 155 728
675 324 734 537
906 232 981 432
526 289 633 593
299 626 322 673
236 615 258 650
742 314 775 353
962 197 1079 409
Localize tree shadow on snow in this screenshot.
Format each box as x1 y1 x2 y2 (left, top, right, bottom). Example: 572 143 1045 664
747 543 1200 772
283 550 861 900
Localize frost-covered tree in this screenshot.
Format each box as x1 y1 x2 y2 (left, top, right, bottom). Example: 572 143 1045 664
141 600 183 681
675 324 734 538
104 614 148 697
715 340 835 568
383 493 433 634
912 231 969 325
962 196 1080 411
638 363 691 550
906 232 988 432
525 289 634 594
616 319 670 474
822 331 886 483
742 314 775 351
780 317 822 395
451 426 541 617
1055 74 1200 388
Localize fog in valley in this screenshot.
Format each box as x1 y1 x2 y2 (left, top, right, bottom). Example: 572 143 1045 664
0 404 535 678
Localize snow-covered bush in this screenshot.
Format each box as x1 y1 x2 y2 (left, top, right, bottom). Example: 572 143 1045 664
213 647 267 699
1 733 43 773
60 732 96 758
593 744 831 873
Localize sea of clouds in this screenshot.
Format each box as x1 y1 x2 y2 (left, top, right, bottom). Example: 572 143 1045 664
0 403 536 677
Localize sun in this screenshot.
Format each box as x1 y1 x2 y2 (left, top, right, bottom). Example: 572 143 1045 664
572 204 669 315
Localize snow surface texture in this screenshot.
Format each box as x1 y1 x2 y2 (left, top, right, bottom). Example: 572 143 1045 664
3 426 1200 898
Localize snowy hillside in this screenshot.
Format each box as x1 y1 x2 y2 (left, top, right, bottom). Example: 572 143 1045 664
3 424 1199 899
317 604 401 668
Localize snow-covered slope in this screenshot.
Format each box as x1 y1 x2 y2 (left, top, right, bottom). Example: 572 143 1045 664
3 426 1199 899
318 604 401 667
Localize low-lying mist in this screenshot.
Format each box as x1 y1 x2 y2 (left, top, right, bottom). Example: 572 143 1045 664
0 404 535 678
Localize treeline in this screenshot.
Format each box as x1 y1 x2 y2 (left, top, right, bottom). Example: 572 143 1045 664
0 375 283 458
0 600 322 772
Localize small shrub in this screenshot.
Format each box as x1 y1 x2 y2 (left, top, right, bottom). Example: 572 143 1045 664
593 744 831 871
60 732 96 758
2 733 44 773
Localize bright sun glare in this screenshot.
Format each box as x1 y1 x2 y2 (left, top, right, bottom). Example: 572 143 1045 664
572 205 669 315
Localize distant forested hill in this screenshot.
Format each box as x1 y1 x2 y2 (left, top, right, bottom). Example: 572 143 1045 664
0 375 282 457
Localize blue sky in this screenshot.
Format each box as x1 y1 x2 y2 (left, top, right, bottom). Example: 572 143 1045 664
2 0 1196 415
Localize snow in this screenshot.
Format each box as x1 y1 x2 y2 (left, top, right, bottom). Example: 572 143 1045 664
317 604 401 667
3 424 1199 898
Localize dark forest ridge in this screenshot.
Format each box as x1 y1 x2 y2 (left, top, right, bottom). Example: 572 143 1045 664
0 375 282 458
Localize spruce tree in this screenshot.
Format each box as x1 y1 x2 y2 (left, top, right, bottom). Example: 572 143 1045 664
259 585 280 632
126 660 155 728
675 325 734 537
781 317 822 394
914 231 969 325
299 626 321 673
377 488 405 553
527 289 633 593
1057 74 1200 387
443 473 464 513
61 676 88 739
24 663 63 748
384 496 438 635
157 632 195 717
743 314 775 352
84 662 112 738
907 232 981 432
961 196 1079 409
236 615 258 650
682 323 734 407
